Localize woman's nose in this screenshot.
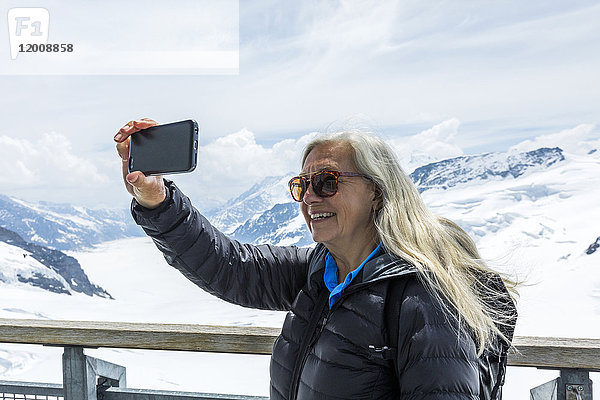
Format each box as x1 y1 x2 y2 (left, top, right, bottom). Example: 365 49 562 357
302 181 321 205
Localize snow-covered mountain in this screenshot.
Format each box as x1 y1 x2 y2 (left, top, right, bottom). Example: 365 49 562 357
0 226 111 298
0 195 144 251
204 173 315 246
231 203 312 246
0 195 139 296
410 147 565 192
205 174 294 235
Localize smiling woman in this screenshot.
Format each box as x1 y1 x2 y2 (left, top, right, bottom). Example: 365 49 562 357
115 120 517 400
295 142 380 279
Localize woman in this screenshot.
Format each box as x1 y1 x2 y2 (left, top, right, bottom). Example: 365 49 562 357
115 119 517 400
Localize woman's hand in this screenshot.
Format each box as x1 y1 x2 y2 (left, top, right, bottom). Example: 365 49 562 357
115 118 166 209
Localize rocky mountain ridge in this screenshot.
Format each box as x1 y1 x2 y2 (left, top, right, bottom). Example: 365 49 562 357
409 147 565 192
0 226 111 297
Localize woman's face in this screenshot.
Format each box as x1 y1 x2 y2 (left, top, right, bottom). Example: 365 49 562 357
300 143 378 254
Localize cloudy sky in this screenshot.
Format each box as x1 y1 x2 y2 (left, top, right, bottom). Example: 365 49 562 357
0 0 598 210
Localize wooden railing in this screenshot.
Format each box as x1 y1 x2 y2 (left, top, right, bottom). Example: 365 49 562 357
0 318 279 354
0 318 598 399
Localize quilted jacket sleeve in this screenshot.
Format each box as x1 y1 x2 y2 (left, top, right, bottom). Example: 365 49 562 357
395 278 480 400
130 180 313 311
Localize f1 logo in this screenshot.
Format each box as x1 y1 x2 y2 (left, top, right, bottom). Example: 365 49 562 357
7 8 50 60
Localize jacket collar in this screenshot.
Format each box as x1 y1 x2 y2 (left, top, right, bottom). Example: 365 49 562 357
307 243 417 291
359 251 417 283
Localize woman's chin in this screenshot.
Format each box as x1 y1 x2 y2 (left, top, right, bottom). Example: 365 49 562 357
310 232 328 244
310 231 335 247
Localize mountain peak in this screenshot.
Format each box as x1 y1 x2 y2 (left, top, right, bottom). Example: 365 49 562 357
409 147 564 192
206 174 294 234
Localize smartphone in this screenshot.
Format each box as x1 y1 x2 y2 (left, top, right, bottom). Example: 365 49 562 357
128 119 198 176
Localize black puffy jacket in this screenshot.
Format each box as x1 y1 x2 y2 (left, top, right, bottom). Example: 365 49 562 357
131 181 516 400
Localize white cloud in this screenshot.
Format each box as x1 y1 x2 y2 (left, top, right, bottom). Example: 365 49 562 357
508 124 600 155
0 132 109 190
175 128 317 210
387 118 464 172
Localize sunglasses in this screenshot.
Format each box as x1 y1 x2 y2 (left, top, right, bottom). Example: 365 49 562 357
288 170 370 202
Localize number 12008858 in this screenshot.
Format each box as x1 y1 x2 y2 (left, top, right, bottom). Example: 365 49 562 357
19 43 73 53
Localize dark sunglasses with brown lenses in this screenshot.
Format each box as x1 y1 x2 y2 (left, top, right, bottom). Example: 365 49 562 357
288 170 371 202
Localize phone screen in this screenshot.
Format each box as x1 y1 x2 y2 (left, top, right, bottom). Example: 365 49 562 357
128 119 198 176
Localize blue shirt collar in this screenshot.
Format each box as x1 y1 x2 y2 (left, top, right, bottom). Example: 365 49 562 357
323 242 383 308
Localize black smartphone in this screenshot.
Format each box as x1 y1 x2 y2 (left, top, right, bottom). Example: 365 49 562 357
128 119 198 176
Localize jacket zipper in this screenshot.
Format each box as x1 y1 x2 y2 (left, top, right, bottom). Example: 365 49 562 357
288 289 329 400
288 284 375 399
289 272 415 399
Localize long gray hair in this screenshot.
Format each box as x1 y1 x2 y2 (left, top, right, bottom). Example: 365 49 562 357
302 130 517 355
